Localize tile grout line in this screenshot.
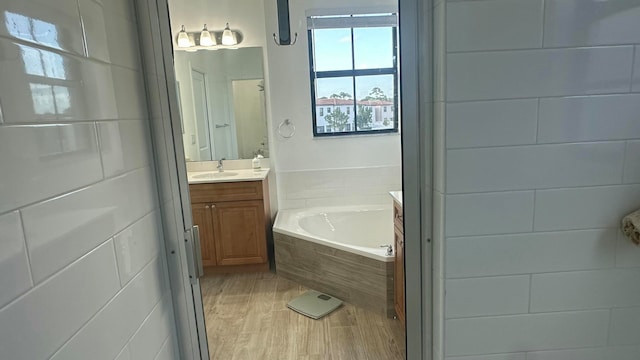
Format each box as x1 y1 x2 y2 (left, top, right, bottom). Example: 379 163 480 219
0 164 153 218
540 0 546 48
630 46 636 92
535 98 540 144
528 274 533 314
17 210 35 287
447 43 637 55
621 140 628 184
445 90 636 103
94 122 107 180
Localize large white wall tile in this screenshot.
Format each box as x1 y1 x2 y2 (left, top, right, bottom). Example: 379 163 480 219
447 142 625 193
98 120 151 177
0 0 84 55
114 212 162 286
445 276 529 318
0 241 120 359
445 191 534 236
616 230 640 268
446 0 542 52
609 307 640 345
445 311 609 356
538 95 640 143
0 124 103 214
543 0 640 47
154 335 179 360
447 355 525 360
623 141 640 183
105 15 141 70
112 66 147 120
446 100 538 149
79 0 110 62
446 229 616 278
526 346 640 360
447 47 634 101
129 295 174 360
21 167 157 282
534 184 640 231
0 211 31 308
0 39 119 124
530 269 640 312
50 258 165 360
115 346 131 360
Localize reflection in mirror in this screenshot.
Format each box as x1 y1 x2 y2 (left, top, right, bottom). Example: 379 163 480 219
174 47 269 161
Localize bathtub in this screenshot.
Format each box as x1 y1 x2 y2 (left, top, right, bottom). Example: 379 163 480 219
273 205 396 317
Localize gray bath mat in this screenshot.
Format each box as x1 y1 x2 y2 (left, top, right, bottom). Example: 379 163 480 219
287 290 343 319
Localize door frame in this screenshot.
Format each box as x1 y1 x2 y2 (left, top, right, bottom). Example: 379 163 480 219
143 0 431 358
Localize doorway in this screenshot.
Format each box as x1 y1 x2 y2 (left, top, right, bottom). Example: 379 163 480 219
135 0 430 358
191 70 214 161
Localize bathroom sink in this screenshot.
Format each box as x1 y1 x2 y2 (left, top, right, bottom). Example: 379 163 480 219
192 172 238 179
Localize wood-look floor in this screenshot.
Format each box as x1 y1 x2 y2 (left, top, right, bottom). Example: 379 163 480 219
201 272 406 360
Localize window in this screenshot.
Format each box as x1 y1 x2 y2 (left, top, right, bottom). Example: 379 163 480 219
320 108 324 116
308 13 398 136
317 125 325 133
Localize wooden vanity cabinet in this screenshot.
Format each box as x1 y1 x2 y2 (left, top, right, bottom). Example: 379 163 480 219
189 180 271 273
393 200 405 327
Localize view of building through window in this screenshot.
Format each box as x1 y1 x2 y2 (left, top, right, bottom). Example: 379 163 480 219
308 14 398 136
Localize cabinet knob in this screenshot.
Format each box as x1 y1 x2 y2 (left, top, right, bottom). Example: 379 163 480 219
211 204 216 208
205 205 211 209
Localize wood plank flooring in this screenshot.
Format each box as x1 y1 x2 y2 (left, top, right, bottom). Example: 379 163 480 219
201 272 406 360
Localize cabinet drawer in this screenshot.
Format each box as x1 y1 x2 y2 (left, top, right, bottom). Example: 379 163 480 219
393 201 403 233
190 181 263 203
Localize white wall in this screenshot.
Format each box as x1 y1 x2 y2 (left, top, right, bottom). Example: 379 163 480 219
264 0 402 209
0 0 179 359
433 0 640 359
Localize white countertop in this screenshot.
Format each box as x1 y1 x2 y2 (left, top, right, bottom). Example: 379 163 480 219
187 168 270 184
389 191 402 206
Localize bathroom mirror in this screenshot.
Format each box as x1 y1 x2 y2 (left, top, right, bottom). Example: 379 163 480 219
174 47 269 161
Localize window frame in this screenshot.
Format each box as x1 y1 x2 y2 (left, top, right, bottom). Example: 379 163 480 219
308 15 399 137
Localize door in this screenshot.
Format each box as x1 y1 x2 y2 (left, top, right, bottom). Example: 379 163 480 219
191 203 217 267
231 79 267 159
212 200 267 265
191 70 214 161
394 225 405 326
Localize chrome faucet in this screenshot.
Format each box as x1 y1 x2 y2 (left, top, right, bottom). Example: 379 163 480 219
217 159 224 172
380 244 393 256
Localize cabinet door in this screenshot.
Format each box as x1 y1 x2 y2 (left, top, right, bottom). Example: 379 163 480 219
394 226 405 326
212 200 267 266
191 203 217 267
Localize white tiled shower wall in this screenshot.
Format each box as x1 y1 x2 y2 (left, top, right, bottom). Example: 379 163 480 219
0 0 178 359
434 0 640 359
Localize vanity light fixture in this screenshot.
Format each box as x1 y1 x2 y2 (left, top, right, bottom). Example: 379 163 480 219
199 24 215 46
177 25 192 47
176 24 241 49
221 23 237 46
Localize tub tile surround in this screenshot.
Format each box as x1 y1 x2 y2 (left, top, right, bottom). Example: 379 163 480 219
435 0 640 358
0 0 178 359
278 165 402 209
274 232 394 317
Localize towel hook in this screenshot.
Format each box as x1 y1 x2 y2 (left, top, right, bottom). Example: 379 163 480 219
278 119 296 138
273 32 298 46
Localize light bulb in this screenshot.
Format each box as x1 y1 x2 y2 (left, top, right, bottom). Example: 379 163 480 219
177 25 191 47
221 23 237 46
200 24 215 46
